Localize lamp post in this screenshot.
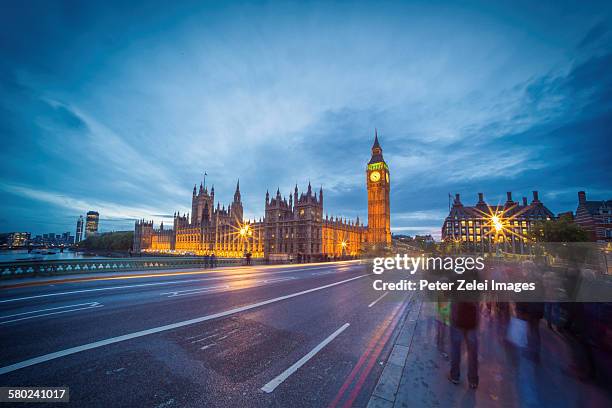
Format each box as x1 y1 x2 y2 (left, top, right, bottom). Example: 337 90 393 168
239 223 253 264
239 225 250 253
490 213 504 257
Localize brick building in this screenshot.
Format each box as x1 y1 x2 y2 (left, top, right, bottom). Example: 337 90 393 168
442 191 555 252
575 191 612 242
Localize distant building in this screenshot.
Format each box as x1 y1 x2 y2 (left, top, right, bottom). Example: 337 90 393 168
7 232 30 247
76 215 84 243
135 180 261 257
135 132 389 260
85 211 100 238
263 183 366 261
414 234 435 244
575 191 612 242
62 232 74 245
442 191 555 252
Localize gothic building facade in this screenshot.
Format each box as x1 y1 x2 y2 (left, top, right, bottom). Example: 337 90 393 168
261 183 367 261
134 132 392 260
134 181 265 258
366 130 392 245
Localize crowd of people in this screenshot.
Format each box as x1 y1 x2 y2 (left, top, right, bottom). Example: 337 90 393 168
433 261 612 390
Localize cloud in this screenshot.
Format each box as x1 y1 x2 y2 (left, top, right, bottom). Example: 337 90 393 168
1 2 611 237
0 182 170 225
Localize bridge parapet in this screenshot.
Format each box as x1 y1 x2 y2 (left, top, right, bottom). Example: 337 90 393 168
0 257 263 280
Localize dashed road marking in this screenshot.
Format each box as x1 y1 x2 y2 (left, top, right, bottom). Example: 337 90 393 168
368 292 389 308
261 323 350 393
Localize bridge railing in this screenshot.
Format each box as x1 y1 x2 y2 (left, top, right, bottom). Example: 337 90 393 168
0 257 263 280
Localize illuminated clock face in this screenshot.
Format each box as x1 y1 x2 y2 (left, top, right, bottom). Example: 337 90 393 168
369 171 381 182
385 172 389 183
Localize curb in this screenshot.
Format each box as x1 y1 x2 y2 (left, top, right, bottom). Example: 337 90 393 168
367 298 423 408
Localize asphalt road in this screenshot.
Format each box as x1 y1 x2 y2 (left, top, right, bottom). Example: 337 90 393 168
0 261 413 407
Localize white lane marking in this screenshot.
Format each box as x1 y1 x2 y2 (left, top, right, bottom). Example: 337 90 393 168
0 274 367 375
310 271 336 276
261 323 350 393
0 303 103 325
0 264 359 304
191 334 220 344
162 285 230 297
200 343 216 350
0 302 100 319
368 292 389 308
163 274 317 297
263 277 295 283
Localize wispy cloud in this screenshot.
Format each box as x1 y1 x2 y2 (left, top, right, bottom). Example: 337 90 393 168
0 182 170 225
0 2 611 236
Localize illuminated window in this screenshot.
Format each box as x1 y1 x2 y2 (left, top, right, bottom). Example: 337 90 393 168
461 221 466 226
462 236 467 241
476 228 481 234
468 221 473 226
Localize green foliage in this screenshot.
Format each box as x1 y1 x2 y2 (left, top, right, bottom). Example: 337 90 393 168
529 216 590 243
529 216 594 265
79 231 134 251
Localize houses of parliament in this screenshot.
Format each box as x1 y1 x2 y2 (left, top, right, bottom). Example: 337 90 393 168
134 132 392 260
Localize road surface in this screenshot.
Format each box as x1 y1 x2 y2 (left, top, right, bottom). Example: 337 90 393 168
0 261 411 407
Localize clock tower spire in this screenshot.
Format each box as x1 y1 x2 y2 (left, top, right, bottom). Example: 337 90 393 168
367 129 391 246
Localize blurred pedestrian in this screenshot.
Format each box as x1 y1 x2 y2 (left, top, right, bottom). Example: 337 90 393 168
210 253 216 268
449 301 479 389
436 293 450 359
515 302 543 362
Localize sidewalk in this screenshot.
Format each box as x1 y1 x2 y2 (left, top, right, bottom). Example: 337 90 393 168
368 299 612 407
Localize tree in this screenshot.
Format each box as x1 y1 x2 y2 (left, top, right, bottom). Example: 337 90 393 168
529 215 596 266
529 215 590 243
79 231 134 251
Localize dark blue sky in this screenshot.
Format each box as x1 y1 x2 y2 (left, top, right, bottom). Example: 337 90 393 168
1 0 611 238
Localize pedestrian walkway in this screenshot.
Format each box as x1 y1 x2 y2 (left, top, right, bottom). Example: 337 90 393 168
368 299 612 407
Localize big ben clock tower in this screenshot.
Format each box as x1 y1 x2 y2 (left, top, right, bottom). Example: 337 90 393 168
367 130 391 245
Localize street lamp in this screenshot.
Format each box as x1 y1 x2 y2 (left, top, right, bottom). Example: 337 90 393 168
239 224 251 252
491 215 503 233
